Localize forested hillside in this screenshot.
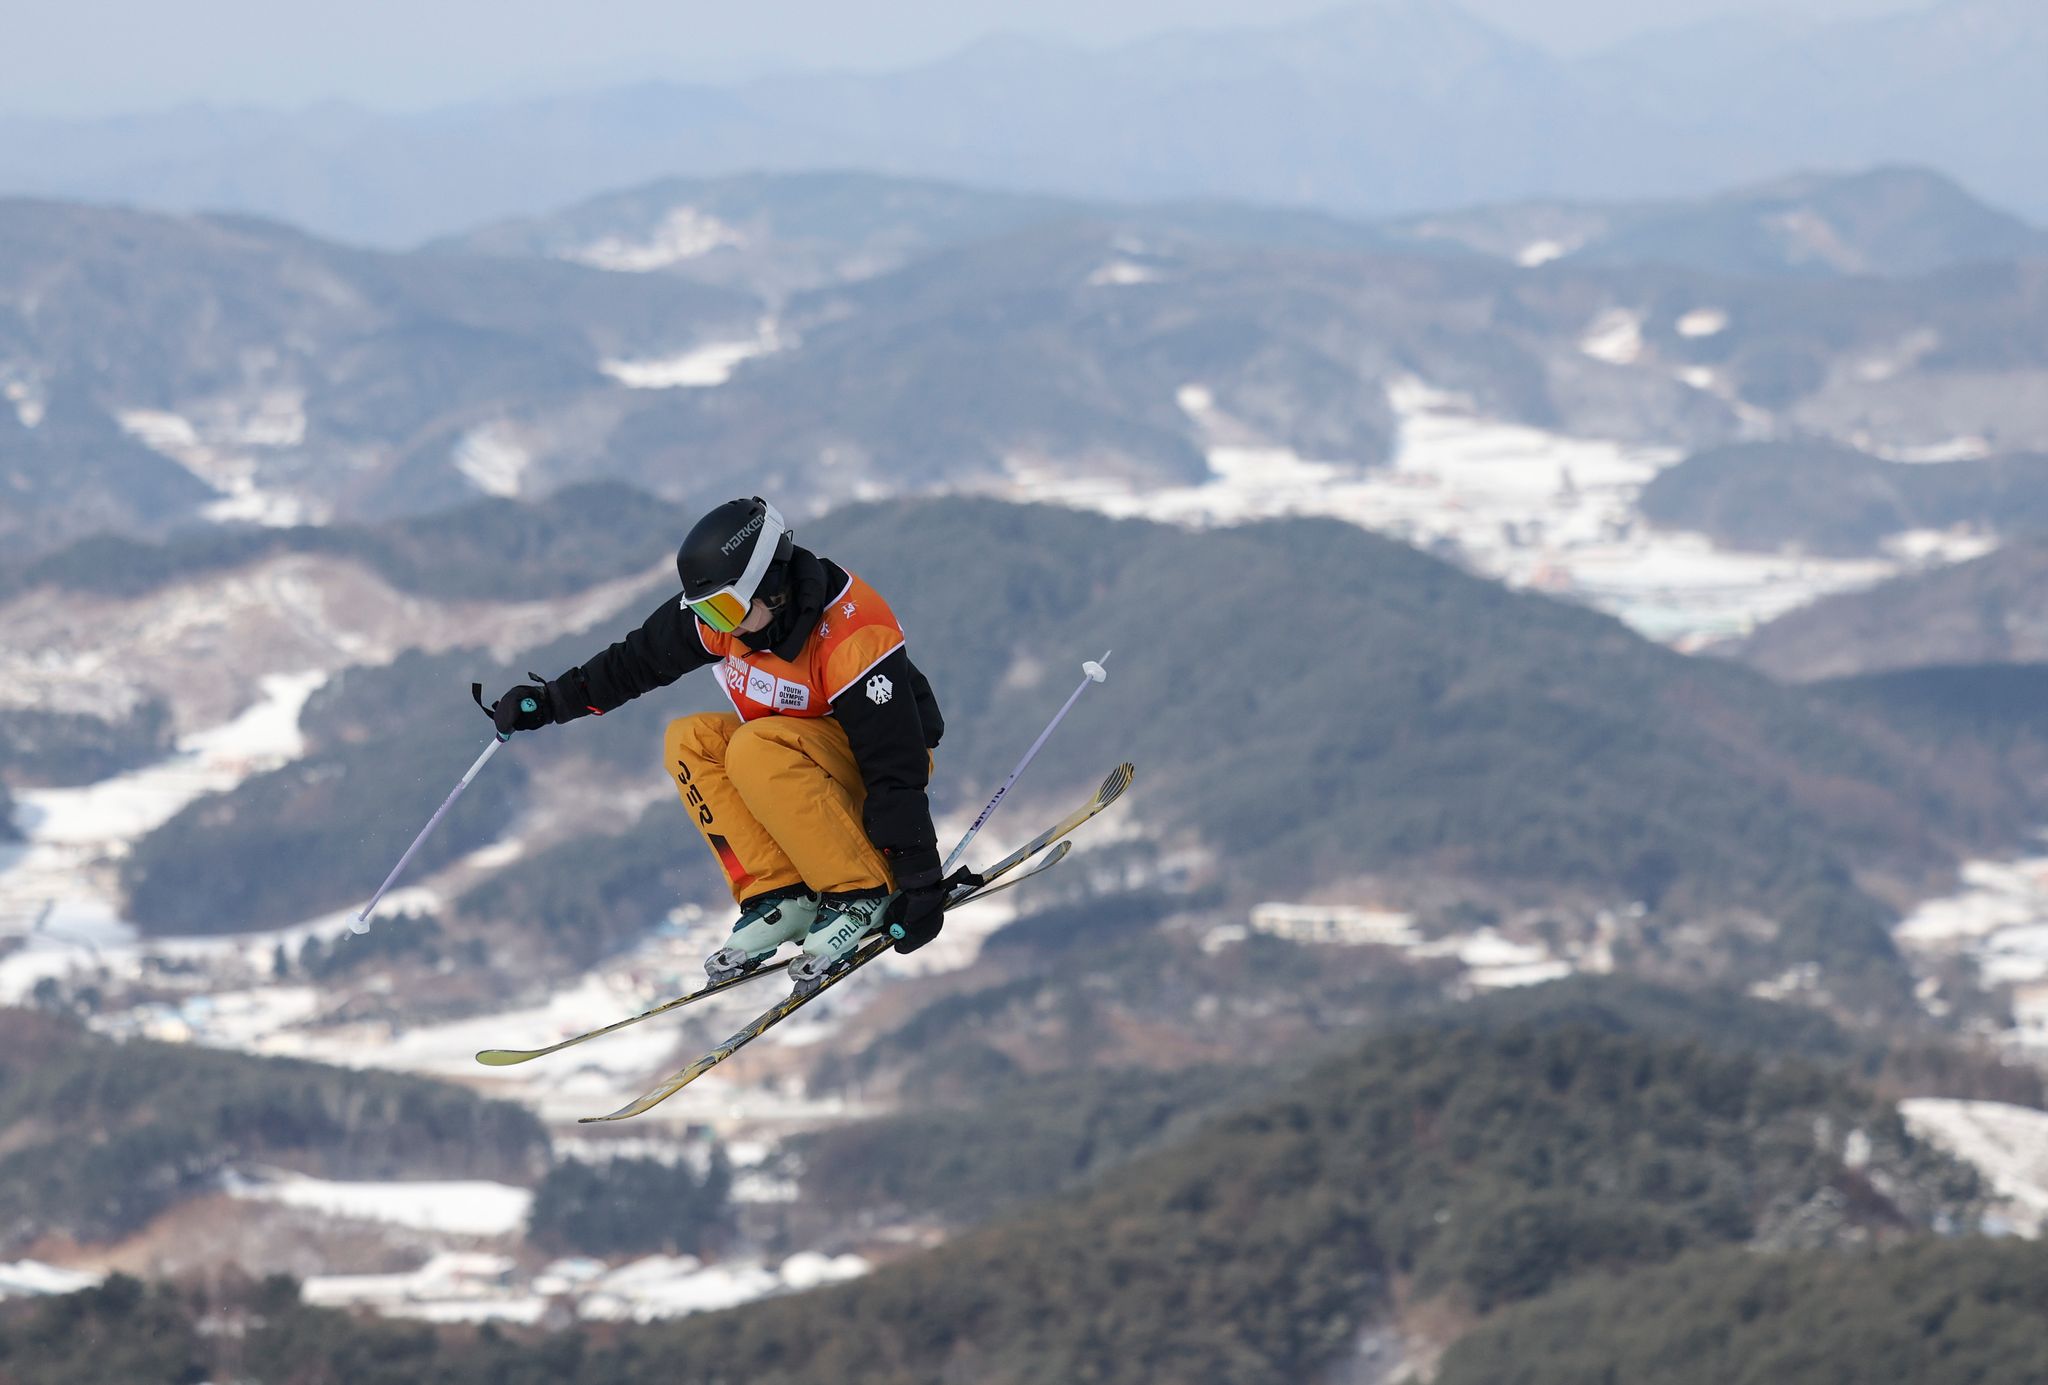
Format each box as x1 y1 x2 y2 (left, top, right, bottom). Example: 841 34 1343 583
790 500 2021 990
0 1005 1992 1384
1639 439 2048 557
0 1010 548 1250
0 481 692 606
118 648 530 935
1438 1238 2048 1385
1734 538 2048 682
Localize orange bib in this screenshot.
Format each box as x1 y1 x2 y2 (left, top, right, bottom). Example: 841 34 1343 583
695 571 906 722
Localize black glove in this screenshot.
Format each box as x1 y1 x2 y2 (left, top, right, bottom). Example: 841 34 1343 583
885 880 948 953
490 682 555 735
886 864 982 954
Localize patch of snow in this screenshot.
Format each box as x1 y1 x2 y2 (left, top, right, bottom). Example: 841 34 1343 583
1676 308 1728 338
732 1171 801 1203
532 1257 609 1296
777 1251 869 1291
564 207 745 272
1892 848 2048 1050
0 1261 104 1299
1874 437 1995 464
303 1251 537 1320
1849 329 1944 388
1088 260 1160 286
576 1251 865 1322
227 391 308 448
117 407 315 528
1900 1099 2048 1236
406 1297 553 1325
119 408 203 454
1580 308 1644 365
1898 858 2048 953
1766 208 1859 272
451 422 533 498
1844 1128 1872 1171
118 985 326 1048
0 670 324 980
1469 960 1577 989
462 838 528 872
225 1170 533 1237
1883 528 1998 565
1003 377 1914 646
3 376 45 429
1516 239 1569 267
602 321 781 389
1412 927 1552 971
1248 902 1418 947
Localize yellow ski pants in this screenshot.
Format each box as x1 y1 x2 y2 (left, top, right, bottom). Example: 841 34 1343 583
664 712 896 905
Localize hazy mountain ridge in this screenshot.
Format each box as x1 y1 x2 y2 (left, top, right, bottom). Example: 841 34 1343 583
8 179 2048 558
0 198 757 557
0 1008 548 1252
1390 165 2048 277
1638 438 2048 557
3 1 2045 245
1731 540 2048 681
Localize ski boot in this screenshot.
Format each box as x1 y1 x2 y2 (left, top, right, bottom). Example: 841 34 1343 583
704 884 819 984
787 888 894 997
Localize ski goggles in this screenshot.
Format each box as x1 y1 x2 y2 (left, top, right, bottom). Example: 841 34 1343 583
685 586 755 633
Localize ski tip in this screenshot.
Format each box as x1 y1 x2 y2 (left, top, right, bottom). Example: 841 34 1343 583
578 1095 659 1123
474 1049 539 1067
1098 762 1134 805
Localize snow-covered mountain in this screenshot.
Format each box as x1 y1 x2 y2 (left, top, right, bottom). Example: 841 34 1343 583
10 174 2046 575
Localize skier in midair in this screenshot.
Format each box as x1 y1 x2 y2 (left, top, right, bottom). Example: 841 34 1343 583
489 497 953 992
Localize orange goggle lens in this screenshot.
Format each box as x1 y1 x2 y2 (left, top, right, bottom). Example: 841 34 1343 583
687 590 752 632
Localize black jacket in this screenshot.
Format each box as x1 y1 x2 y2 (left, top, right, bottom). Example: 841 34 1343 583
544 548 945 883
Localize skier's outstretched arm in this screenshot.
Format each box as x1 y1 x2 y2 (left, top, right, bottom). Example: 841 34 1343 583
489 593 716 734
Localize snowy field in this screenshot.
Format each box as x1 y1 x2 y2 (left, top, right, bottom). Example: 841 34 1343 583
299 1246 867 1325
601 319 783 389
0 670 324 959
1900 1099 2048 1237
999 379 1983 647
224 1170 534 1237
1896 849 2048 1048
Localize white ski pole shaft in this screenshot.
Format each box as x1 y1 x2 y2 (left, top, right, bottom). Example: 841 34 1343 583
944 651 1110 873
349 733 508 935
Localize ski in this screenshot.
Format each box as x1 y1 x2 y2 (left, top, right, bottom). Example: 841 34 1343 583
575 843 1076 1123
471 841 1071 1070
973 762 1133 889
473 959 794 1068
475 763 1131 1072
578 763 1133 1123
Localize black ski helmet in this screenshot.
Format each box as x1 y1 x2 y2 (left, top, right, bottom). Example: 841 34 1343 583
677 497 793 632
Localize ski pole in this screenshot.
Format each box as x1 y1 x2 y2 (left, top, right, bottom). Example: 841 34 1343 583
943 651 1110 873
348 692 533 935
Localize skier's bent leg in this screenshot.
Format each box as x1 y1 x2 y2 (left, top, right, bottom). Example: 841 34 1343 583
666 713 806 902
665 714 816 979
724 717 894 896
724 717 900 990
